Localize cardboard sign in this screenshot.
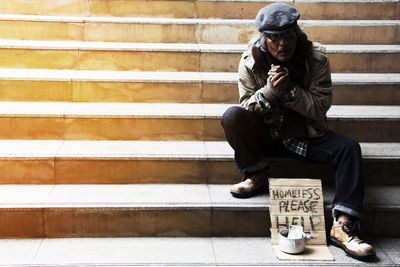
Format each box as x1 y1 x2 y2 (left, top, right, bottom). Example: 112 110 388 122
269 178 334 261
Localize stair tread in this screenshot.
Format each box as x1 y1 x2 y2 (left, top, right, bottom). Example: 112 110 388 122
0 39 399 53
0 13 399 26
0 140 397 160
0 184 398 210
0 0 397 246
0 236 398 266
0 101 398 120
0 68 399 84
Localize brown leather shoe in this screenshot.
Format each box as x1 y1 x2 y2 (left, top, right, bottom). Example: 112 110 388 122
329 217 375 261
230 168 269 198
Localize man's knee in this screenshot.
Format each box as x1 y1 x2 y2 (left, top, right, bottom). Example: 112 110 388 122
331 134 362 159
221 106 247 129
341 136 361 153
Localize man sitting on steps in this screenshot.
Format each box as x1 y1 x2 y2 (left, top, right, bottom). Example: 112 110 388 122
221 3 375 261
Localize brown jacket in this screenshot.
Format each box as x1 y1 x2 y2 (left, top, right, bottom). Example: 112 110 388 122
238 44 332 138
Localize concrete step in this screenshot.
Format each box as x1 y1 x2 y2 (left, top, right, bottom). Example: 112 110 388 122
0 15 398 44
0 69 398 105
0 183 398 238
1 0 399 20
0 140 397 185
0 237 398 266
0 102 398 142
0 40 399 73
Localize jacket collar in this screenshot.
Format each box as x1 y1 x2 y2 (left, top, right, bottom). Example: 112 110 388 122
251 46 269 73
250 46 281 74
251 45 306 88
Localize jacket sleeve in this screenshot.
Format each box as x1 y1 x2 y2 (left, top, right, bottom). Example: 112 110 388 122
238 55 272 114
284 54 332 122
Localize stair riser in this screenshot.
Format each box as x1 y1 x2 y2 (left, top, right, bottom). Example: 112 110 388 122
0 207 397 238
205 52 400 73
206 119 400 143
0 209 211 238
328 121 400 142
0 21 83 41
0 117 397 142
0 158 397 185
0 80 72 102
0 0 88 16
0 20 398 44
1 0 399 20
0 0 397 244
0 0 195 18
0 80 399 105
333 84 400 106
1 49 399 73
89 0 195 18
328 53 400 73
305 25 400 45
0 117 206 141
197 2 400 20
0 49 200 72
290 2 400 20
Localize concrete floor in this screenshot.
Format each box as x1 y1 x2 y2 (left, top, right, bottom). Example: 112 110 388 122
0 237 398 266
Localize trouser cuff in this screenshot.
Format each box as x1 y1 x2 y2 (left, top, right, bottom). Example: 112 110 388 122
332 204 363 220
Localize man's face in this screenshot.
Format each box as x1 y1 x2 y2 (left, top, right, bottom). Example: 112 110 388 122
265 30 297 62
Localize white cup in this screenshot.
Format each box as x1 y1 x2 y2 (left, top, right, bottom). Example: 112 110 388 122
279 229 311 254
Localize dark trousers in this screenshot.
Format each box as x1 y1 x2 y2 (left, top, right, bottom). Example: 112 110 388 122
221 106 365 219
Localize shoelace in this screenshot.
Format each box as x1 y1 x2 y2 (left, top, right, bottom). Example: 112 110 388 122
341 219 364 243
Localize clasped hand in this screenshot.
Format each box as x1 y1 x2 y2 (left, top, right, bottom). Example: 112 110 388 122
268 64 292 93
261 64 293 104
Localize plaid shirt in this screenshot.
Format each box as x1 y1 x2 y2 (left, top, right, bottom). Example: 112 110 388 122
257 87 308 157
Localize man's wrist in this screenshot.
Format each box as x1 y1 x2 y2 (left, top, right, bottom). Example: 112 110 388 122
283 86 296 102
258 91 271 108
261 84 280 105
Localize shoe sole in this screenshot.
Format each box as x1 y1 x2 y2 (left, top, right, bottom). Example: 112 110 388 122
230 185 268 199
329 236 376 261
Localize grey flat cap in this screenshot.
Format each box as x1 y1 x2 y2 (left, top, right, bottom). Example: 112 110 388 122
255 3 300 34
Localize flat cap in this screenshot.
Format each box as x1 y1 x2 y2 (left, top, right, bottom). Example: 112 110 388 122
255 3 300 34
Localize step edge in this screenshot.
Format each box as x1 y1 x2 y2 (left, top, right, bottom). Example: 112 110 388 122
0 102 398 120
0 184 397 210
1 40 399 53
0 69 399 84
0 14 399 26
0 140 397 160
